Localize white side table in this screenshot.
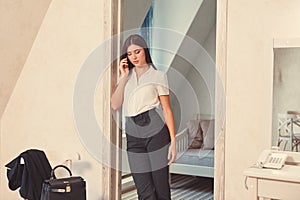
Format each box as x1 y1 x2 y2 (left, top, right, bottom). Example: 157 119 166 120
244 165 300 200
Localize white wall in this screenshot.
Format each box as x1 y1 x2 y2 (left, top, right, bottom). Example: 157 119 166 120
225 0 300 199
0 0 106 199
152 0 203 69
168 0 216 129
185 24 216 116
203 25 216 62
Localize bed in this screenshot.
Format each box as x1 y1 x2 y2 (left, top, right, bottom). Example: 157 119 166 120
170 117 215 178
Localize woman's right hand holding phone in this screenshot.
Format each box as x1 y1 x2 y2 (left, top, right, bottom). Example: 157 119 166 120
120 58 129 77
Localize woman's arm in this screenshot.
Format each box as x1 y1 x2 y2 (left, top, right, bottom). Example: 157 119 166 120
111 75 128 110
159 95 177 165
111 58 129 110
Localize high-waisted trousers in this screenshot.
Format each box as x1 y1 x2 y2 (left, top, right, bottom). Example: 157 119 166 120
125 108 171 200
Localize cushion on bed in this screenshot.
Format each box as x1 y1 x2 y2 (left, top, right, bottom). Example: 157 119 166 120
186 119 203 149
200 119 215 150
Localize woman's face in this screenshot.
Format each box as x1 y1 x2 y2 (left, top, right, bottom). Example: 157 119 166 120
127 44 147 67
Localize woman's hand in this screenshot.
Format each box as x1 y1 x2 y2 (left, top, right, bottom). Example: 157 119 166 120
168 140 177 165
120 58 129 77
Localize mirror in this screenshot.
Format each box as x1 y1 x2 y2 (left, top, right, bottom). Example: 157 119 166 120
272 45 300 152
121 0 216 199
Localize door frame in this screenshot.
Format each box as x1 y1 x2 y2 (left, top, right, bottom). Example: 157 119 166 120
214 0 227 199
101 0 123 199
106 0 228 199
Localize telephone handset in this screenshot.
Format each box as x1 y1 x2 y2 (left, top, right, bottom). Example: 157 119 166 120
120 54 134 70
257 149 287 169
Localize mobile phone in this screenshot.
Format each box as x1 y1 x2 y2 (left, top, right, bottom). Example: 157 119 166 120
120 54 134 70
126 56 134 70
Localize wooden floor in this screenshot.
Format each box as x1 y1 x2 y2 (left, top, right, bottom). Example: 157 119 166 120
122 174 214 200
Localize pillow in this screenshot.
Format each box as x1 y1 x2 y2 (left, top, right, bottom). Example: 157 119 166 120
186 119 203 149
200 119 215 150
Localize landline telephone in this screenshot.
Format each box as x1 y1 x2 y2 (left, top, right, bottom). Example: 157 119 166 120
256 149 288 169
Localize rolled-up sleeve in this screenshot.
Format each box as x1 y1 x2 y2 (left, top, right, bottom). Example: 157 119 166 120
157 73 169 96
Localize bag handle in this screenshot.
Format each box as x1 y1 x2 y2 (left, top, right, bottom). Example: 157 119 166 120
51 165 72 179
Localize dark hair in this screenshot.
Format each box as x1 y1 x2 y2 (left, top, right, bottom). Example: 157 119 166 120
121 34 156 70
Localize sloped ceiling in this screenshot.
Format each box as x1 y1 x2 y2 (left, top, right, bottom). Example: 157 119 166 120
187 0 216 47
171 0 216 77
123 0 152 31
0 0 52 119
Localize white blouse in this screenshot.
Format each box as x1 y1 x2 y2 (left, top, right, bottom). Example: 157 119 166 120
123 65 169 117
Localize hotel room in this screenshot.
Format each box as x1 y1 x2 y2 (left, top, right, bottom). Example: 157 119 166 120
1 0 300 199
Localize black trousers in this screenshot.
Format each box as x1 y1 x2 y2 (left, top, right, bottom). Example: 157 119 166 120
126 109 171 200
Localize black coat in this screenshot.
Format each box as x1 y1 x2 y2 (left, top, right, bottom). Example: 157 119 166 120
5 149 52 200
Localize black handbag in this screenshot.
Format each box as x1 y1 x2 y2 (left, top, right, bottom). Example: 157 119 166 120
40 165 86 200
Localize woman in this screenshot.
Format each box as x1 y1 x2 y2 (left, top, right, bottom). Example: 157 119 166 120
111 34 176 200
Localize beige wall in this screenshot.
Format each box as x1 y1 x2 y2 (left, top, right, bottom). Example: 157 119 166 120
0 0 106 199
0 0 52 119
225 0 300 199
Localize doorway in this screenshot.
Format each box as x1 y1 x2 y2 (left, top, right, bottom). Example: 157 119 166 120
107 0 227 199
120 0 218 199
